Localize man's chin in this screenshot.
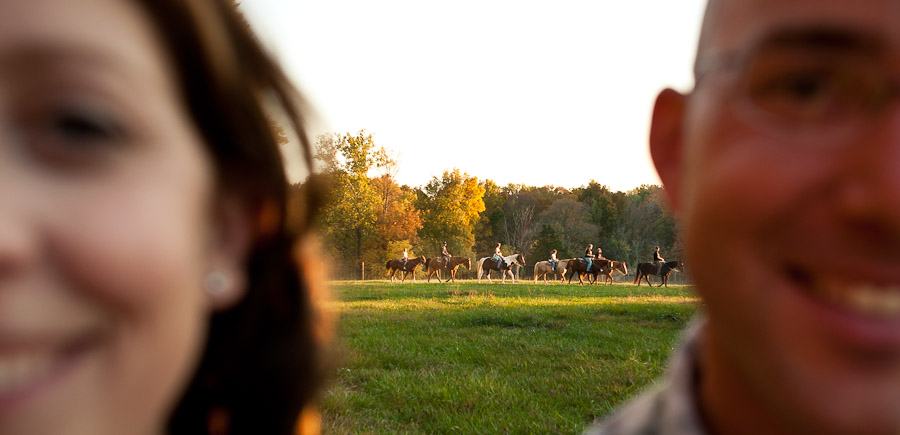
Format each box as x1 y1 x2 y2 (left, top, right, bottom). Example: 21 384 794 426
733 263 900 435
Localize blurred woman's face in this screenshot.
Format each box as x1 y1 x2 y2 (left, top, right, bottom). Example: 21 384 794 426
0 0 228 433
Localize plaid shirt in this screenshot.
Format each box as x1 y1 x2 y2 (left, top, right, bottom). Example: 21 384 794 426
586 320 707 435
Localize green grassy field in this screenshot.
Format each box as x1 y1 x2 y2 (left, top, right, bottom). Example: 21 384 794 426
321 280 700 434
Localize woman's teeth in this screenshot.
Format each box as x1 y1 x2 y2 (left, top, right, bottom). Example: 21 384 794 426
0 352 53 395
814 281 900 319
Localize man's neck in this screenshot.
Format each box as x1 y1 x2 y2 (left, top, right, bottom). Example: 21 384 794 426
698 330 796 435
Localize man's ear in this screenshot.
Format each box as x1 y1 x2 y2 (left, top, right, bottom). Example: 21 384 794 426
206 194 255 311
649 88 687 211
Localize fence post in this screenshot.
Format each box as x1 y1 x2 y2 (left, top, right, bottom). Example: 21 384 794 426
361 262 365 281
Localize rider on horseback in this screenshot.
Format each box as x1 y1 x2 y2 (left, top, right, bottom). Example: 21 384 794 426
401 248 409 271
549 249 558 272
493 243 505 270
584 244 595 271
441 242 452 270
653 246 665 274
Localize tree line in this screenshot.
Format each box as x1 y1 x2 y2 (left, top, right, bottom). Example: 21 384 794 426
290 131 679 277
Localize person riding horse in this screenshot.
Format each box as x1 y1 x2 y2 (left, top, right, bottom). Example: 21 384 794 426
441 241 452 270
401 248 409 270
492 243 506 270
653 246 665 274
549 249 558 272
584 244 595 271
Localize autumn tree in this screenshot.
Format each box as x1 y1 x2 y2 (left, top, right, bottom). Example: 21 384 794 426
416 169 486 258
362 174 423 266
315 131 392 263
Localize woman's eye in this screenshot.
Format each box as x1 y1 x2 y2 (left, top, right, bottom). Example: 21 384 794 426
50 111 119 144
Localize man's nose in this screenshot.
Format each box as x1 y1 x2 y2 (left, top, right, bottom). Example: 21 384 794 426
0 140 39 281
834 105 900 237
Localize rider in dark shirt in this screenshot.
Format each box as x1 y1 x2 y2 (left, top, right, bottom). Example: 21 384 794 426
584 244 595 271
653 246 665 274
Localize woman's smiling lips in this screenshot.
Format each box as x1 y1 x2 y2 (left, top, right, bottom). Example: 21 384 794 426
0 331 101 409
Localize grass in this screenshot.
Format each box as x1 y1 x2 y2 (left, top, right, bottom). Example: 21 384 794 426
320 280 700 434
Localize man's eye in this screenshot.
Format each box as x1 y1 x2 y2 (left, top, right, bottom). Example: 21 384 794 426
746 68 852 124
773 73 829 102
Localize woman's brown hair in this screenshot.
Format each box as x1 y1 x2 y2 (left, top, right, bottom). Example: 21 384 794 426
132 1 325 433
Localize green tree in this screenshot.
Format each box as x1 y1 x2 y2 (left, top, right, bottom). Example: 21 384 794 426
315 131 392 263
473 179 504 255
531 224 564 261
575 181 627 259
536 198 597 259
417 169 486 258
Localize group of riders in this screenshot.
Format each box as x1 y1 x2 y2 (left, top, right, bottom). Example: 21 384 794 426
398 241 509 271
398 242 667 274
548 244 666 273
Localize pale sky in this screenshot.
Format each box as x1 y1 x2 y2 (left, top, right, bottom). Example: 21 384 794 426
241 1 707 192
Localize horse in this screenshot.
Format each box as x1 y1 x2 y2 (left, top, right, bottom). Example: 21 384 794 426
424 256 471 283
385 255 427 283
476 253 526 283
533 259 571 283
566 258 612 285
633 260 685 287
594 260 628 285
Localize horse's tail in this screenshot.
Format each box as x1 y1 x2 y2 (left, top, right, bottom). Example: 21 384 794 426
385 260 391 270
424 259 430 272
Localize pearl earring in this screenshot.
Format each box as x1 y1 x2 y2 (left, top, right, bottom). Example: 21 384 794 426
204 270 231 295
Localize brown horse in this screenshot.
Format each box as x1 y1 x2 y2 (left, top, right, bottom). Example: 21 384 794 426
594 260 628 285
425 256 471 283
385 255 427 283
566 258 612 285
533 259 571 283
633 260 684 287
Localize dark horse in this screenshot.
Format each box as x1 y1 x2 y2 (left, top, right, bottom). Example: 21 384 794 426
425 256 472 283
566 258 612 285
385 255 427 283
633 260 685 287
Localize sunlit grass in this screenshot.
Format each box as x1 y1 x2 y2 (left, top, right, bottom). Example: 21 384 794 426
321 281 701 434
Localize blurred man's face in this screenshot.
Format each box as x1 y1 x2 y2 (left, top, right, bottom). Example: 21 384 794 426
653 0 900 433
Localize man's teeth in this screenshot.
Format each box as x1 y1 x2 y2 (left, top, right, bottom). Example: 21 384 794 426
0 353 53 394
818 282 900 318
